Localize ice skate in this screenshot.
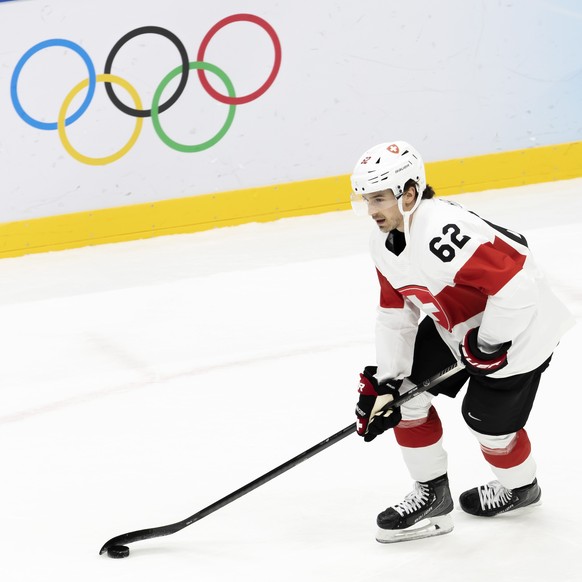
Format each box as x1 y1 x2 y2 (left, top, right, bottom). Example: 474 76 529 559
459 478 541 517
375 473 454 543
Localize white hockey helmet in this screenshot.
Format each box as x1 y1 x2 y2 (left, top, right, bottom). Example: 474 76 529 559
350 141 426 215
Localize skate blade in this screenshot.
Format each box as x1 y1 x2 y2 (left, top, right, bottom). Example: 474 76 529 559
376 514 454 544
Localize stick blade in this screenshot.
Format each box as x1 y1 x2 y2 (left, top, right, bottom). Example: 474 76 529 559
99 525 173 555
100 537 122 555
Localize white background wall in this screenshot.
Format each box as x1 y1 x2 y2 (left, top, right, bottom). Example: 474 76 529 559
0 0 580 221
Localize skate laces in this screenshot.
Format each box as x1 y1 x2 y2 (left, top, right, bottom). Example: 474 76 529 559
394 482 430 516
478 480 512 510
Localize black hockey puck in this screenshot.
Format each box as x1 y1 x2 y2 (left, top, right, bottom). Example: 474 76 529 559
107 544 130 559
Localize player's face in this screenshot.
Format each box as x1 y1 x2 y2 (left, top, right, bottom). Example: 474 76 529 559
364 189 402 232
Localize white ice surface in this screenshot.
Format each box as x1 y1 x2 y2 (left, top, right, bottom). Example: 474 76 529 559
1 179 581 581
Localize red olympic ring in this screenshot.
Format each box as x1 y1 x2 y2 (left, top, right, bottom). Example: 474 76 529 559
196 13 282 105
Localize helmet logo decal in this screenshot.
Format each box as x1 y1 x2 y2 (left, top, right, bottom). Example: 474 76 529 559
387 144 400 154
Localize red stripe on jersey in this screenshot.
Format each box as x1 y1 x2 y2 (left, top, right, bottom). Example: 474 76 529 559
394 406 442 448
480 429 531 469
399 284 487 332
432 284 487 331
454 236 526 296
377 268 405 308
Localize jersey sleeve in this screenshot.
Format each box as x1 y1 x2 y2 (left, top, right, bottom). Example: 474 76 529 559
452 229 537 349
375 268 421 380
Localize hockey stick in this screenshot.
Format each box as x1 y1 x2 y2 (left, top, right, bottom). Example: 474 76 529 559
99 361 462 556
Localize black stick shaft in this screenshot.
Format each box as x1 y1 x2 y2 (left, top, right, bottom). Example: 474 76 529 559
99 362 461 554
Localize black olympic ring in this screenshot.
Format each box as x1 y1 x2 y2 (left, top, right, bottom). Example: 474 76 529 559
104 26 190 119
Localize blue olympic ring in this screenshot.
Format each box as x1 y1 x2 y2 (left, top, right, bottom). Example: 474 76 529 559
11 38 97 131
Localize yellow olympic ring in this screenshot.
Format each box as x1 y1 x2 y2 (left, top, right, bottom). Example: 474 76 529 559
58 74 143 166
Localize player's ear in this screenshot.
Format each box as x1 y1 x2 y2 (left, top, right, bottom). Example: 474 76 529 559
403 185 417 208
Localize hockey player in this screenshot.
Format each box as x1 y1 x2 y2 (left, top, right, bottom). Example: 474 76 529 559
351 141 574 543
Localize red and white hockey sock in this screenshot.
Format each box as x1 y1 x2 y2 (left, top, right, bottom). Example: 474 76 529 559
394 406 448 483
472 428 537 489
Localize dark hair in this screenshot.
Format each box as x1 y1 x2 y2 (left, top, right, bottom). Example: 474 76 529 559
422 183 436 199
404 178 435 199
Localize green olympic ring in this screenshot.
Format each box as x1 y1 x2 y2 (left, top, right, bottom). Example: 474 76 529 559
152 61 236 153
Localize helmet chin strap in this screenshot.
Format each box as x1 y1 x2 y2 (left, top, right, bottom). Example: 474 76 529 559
397 191 423 244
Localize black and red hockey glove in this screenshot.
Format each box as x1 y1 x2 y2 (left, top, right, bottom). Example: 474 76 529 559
355 366 402 442
460 327 512 376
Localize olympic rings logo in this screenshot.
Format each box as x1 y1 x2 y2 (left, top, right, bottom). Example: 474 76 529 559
10 14 282 166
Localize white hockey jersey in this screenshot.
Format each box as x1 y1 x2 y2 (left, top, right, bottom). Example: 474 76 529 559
371 198 574 380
